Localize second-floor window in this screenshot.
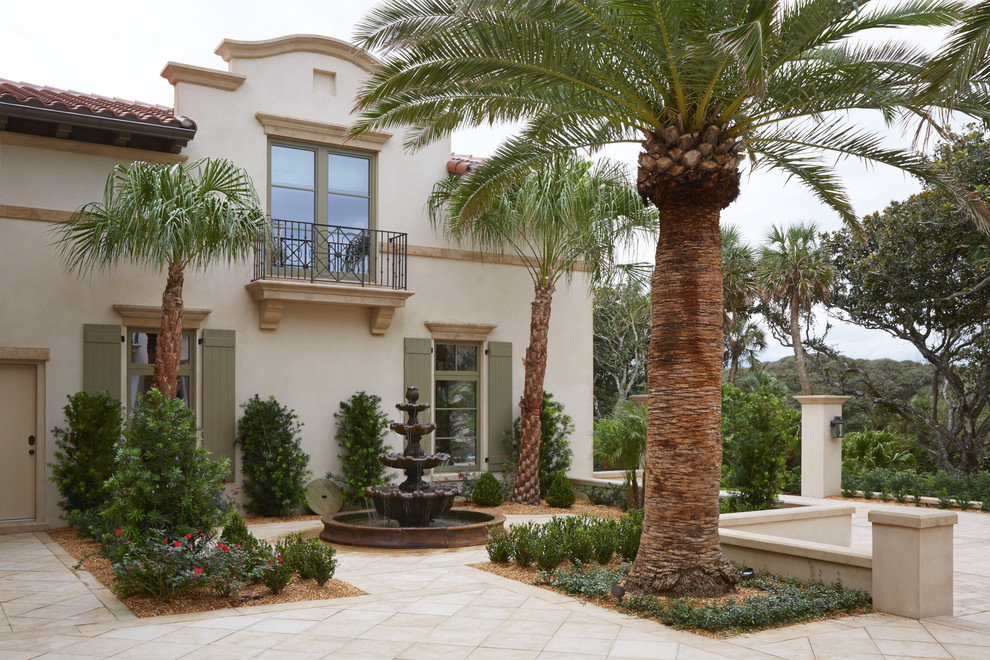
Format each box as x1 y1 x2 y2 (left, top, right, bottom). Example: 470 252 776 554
269 142 374 271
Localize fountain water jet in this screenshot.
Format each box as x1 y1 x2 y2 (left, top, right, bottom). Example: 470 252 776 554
320 386 504 548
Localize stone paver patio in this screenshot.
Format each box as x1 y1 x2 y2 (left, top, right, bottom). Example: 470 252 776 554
3 499 990 659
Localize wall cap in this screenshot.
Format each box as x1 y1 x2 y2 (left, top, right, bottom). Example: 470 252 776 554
160 62 246 91
794 395 851 405
868 508 958 529
424 322 497 342
216 35 380 73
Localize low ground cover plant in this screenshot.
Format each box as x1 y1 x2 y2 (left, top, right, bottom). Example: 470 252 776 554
237 395 311 516
545 563 871 634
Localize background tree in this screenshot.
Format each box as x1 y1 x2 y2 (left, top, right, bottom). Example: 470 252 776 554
353 0 982 597
430 155 654 504
824 130 990 472
724 317 768 385
593 279 651 417
55 159 267 398
757 222 835 395
721 226 763 384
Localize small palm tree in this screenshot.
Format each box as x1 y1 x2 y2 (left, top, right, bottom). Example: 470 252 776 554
55 159 267 398
724 317 768 385
430 154 655 504
757 222 834 396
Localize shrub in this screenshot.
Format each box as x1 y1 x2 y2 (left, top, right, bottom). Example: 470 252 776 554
50 391 123 536
220 510 269 566
533 523 568 571
277 532 338 586
255 549 294 595
510 523 536 567
507 391 574 497
332 392 391 505
842 430 915 475
237 395 311 517
472 471 505 506
721 384 799 511
545 472 576 508
616 509 644 561
582 484 625 508
486 532 513 563
590 518 617 565
101 390 227 548
110 531 200 602
199 538 254 597
566 525 594 565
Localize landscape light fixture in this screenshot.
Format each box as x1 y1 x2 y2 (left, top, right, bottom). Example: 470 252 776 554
830 416 845 439
611 582 625 602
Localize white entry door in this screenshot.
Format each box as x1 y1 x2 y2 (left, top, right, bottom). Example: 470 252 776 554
0 364 37 521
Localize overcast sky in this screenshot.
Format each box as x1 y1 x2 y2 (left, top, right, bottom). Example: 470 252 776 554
2 0 952 363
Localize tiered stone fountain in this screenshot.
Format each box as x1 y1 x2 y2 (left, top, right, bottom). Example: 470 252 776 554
320 387 504 548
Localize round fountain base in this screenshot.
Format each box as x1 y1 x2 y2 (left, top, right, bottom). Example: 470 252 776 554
320 509 504 549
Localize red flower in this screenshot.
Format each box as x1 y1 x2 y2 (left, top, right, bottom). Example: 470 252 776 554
222 545 229 552
458 473 464 478
164 538 169 544
277 556 283 562
185 533 192 540
174 541 181 547
194 566 203 574
114 529 122 536
267 561 273 565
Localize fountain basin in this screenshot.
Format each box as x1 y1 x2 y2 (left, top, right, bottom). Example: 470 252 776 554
320 509 505 548
364 483 464 527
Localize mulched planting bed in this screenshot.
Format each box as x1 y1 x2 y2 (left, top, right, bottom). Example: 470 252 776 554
472 560 872 637
456 499 625 518
47 527 365 618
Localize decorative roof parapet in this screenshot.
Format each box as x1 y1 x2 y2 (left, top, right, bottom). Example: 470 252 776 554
215 35 380 73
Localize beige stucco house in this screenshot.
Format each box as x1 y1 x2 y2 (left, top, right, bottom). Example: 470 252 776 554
0 35 594 531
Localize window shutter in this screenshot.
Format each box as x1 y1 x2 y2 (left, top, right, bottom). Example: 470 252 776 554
83 324 122 401
202 329 236 478
487 341 513 470
403 337 433 426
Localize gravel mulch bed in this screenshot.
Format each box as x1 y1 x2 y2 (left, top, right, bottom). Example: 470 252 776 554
46 527 364 618
457 499 625 518
827 494 990 513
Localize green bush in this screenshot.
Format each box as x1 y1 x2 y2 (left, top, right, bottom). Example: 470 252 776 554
721 384 799 511
545 472 576 508
590 518 617 564
510 523 536 567
582 484 626 508
842 469 990 509
507 391 574 497
842 430 915 475
332 392 391 505
198 538 254 597
533 523 568 571
237 395 311 517
616 508 644 561
101 390 227 548
110 531 200 602
50 391 123 536
472 471 505 506
486 532 513 563
276 532 338 586
255 548 294 595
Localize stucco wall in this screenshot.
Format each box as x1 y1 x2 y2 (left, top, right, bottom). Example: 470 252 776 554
0 36 594 528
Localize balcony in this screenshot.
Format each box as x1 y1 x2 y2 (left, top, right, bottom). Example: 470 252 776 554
245 219 414 334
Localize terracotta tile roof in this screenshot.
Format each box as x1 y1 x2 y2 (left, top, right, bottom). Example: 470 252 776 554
447 153 486 175
0 79 194 129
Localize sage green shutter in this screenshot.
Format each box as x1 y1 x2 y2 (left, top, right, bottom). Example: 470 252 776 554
403 337 433 425
83 324 122 401
487 341 513 469
202 329 236 478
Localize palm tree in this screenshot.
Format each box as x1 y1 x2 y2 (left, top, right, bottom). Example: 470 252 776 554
55 159 267 398
757 222 834 395
430 154 654 504
351 0 983 597
725 317 767 385
722 226 757 331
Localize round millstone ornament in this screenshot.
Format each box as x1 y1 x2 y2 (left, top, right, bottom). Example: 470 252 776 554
305 478 343 515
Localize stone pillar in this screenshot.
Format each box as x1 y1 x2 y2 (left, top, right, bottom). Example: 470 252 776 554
794 395 849 498
869 509 957 618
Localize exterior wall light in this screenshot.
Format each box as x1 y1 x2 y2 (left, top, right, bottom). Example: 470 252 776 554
830 416 845 439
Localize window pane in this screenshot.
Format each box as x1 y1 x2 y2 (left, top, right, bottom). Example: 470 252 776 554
436 410 476 439
456 345 478 372
271 146 315 188
271 187 315 223
328 193 369 229
129 332 190 365
130 374 191 409
435 344 456 372
437 437 475 466
328 153 369 195
436 380 477 409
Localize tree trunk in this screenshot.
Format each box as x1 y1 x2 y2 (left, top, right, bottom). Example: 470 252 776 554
624 190 738 598
511 280 554 504
152 262 184 399
790 295 813 395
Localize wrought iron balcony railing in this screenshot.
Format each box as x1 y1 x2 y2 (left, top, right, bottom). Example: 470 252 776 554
253 219 408 290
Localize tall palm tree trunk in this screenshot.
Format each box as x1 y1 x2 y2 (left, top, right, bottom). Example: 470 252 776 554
511 280 554 504
625 193 737 598
153 262 184 398
790 296 813 395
